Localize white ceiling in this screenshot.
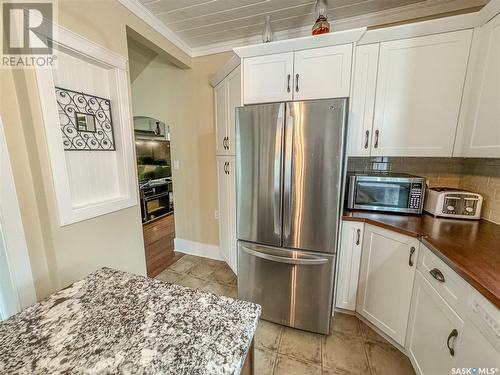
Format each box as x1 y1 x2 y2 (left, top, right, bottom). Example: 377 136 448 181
135 0 487 53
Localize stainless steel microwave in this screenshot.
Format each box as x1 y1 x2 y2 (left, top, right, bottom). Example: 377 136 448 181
346 174 426 214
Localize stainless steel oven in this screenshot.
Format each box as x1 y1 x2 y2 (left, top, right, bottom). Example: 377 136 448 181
347 173 426 214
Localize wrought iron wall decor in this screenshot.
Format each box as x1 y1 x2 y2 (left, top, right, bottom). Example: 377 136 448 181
55 87 115 151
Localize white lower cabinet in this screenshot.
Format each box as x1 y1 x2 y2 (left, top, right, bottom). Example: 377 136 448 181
216 156 237 273
356 224 419 346
407 271 464 375
335 221 364 311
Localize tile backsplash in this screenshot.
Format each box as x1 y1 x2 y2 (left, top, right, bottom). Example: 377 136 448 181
347 157 500 224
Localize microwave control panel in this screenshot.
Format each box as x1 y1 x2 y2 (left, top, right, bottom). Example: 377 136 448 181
409 183 424 209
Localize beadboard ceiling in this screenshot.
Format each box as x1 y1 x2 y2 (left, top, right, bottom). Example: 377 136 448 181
131 0 488 55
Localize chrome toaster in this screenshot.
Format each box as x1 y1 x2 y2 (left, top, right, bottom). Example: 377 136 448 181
424 188 483 219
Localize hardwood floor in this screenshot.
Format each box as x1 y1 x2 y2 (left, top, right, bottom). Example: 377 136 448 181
143 214 183 277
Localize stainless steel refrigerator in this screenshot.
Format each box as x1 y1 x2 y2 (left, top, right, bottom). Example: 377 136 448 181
236 99 347 335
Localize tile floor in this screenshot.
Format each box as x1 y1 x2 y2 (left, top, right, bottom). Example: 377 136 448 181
155 255 416 375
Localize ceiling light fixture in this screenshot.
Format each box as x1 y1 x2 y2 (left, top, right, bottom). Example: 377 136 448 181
312 0 330 35
262 15 273 43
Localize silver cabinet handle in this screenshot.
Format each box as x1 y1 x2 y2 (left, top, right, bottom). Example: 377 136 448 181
355 229 361 245
241 246 328 265
224 162 229 174
374 130 379 148
287 74 291 93
226 136 230 150
430 268 445 283
226 162 230 175
364 130 370 149
223 137 227 150
295 73 299 93
409 246 415 267
447 329 458 356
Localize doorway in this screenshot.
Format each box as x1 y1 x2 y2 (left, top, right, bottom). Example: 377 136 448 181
127 34 183 277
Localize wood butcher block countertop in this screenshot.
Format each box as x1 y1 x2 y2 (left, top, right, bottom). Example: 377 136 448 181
343 210 500 309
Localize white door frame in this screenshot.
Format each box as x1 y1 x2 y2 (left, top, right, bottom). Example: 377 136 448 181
0 116 37 319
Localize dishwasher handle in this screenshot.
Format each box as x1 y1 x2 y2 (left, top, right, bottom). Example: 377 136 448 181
241 246 329 266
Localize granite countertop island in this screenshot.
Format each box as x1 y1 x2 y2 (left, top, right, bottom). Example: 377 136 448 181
0 268 261 375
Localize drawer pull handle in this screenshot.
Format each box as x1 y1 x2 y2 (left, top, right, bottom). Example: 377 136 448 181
364 130 370 149
430 268 445 283
287 74 291 93
446 329 458 356
374 129 380 148
409 247 415 267
295 73 300 93
355 229 361 245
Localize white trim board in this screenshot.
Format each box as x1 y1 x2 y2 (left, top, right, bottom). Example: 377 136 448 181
0 117 37 318
174 238 224 262
36 21 138 226
116 0 493 58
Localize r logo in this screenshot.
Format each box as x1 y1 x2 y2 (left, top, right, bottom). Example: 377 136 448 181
2 2 53 55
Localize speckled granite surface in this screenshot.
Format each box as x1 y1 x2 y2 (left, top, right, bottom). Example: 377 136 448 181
0 267 261 375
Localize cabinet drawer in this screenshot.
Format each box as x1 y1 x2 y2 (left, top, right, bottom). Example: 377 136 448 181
417 244 470 317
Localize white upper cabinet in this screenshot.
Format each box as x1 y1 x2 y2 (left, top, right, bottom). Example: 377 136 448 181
242 44 353 104
243 52 294 104
293 44 352 101
347 44 380 156
455 13 500 157
357 224 419 346
214 80 227 156
372 30 472 157
225 68 241 155
215 67 240 156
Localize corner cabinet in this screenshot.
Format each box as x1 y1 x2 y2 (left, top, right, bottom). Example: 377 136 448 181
242 44 352 104
213 64 241 274
356 224 419 346
335 220 364 311
455 13 500 157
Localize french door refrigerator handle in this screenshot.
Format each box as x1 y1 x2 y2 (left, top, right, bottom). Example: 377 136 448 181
274 103 285 238
241 246 328 265
282 102 295 243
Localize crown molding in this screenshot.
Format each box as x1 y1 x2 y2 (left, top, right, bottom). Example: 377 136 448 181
118 0 491 59
117 0 192 57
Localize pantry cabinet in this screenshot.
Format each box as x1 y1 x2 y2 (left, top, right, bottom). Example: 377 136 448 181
406 271 464 375
335 221 364 311
215 67 241 156
356 224 419 346
455 13 500 157
216 156 237 273
242 44 352 104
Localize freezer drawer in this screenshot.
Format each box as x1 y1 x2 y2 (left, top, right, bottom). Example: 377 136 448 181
237 241 335 334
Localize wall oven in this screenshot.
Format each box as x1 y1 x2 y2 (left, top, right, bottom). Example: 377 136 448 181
347 174 426 214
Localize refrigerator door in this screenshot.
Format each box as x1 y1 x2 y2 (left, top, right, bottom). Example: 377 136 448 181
236 103 285 247
238 240 335 334
283 99 347 253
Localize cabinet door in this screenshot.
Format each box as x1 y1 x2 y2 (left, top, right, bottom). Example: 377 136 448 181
226 157 237 274
225 68 241 156
346 44 379 156
215 81 228 155
335 221 364 311
216 156 230 263
372 30 472 157
243 52 293 104
357 224 419 345
455 14 500 157
293 44 352 101
407 271 464 375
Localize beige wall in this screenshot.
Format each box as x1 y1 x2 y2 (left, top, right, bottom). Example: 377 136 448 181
0 0 195 300
130 48 233 246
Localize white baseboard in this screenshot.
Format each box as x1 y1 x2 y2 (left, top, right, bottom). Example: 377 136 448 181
174 238 224 262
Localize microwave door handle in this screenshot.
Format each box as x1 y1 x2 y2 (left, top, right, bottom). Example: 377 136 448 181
241 246 328 266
